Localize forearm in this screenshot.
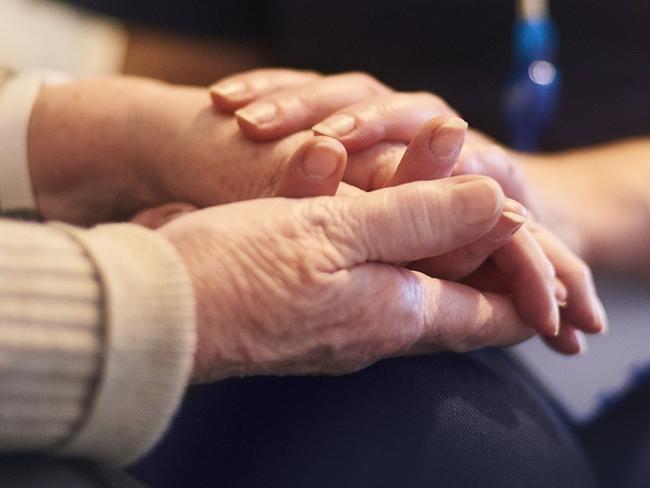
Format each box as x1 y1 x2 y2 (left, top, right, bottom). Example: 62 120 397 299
27 76 166 225
27 73 313 222
521 137 650 273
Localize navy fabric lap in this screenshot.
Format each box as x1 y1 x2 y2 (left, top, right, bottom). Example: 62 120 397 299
131 350 598 488
580 367 650 488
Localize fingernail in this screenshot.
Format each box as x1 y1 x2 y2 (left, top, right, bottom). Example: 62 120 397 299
503 198 527 218
555 280 568 308
549 301 561 336
485 199 527 242
212 81 247 99
313 114 356 138
301 142 342 180
236 102 278 126
429 118 468 161
453 178 503 225
575 330 589 355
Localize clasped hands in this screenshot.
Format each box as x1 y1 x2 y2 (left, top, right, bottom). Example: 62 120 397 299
29 70 608 383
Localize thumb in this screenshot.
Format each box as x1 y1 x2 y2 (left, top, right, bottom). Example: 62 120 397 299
326 175 505 266
276 136 347 198
384 115 467 188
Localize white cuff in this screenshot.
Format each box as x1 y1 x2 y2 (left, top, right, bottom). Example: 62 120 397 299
0 70 70 212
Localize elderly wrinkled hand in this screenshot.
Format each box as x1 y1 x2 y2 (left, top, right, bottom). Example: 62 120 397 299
159 176 540 383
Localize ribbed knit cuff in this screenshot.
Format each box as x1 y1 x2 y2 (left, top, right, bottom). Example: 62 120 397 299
54 223 196 465
0 220 103 452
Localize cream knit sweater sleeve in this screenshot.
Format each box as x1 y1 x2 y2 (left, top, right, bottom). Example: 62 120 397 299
0 218 196 466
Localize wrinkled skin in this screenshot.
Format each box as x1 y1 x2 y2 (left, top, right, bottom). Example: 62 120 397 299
159 178 543 383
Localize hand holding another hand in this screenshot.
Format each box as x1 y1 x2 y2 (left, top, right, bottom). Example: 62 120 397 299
159 176 538 383
28 68 606 377
210 68 608 355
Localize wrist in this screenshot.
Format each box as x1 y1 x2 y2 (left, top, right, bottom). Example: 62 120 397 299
28 76 162 224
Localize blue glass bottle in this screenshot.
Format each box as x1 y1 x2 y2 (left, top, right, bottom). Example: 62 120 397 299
503 0 561 151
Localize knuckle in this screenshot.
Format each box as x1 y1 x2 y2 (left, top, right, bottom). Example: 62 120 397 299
488 143 509 161
414 90 442 105
343 71 389 94
346 70 375 83
251 68 312 79
301 197 342 229
245 68 272 77
274 90 313 115
299 198 357 263
413 91 454 113
239 68 282 84
300 69 322 79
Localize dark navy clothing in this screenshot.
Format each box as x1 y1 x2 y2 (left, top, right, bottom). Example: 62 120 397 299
130 351 599 488
0 457 145 488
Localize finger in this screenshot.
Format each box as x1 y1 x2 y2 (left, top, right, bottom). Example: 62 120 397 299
411 272 535 352
412 199 527 280
555 279 568 307
313 92 457 152
336 114 465 194
344 141 407 191
333 115 466 192
460 260 511 293
461 258 570 306
453 142 532 206
344 264 535 361
130 203 196 229
384 115 467 188
276 136 347 198
529 222 608 334
492 227 560 337
209 69 320 112
335 182 365 197
544 323 588 355
235 72 390 141
324 175 505 267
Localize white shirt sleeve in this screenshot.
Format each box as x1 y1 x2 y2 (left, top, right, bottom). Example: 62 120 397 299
0 70 70 212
